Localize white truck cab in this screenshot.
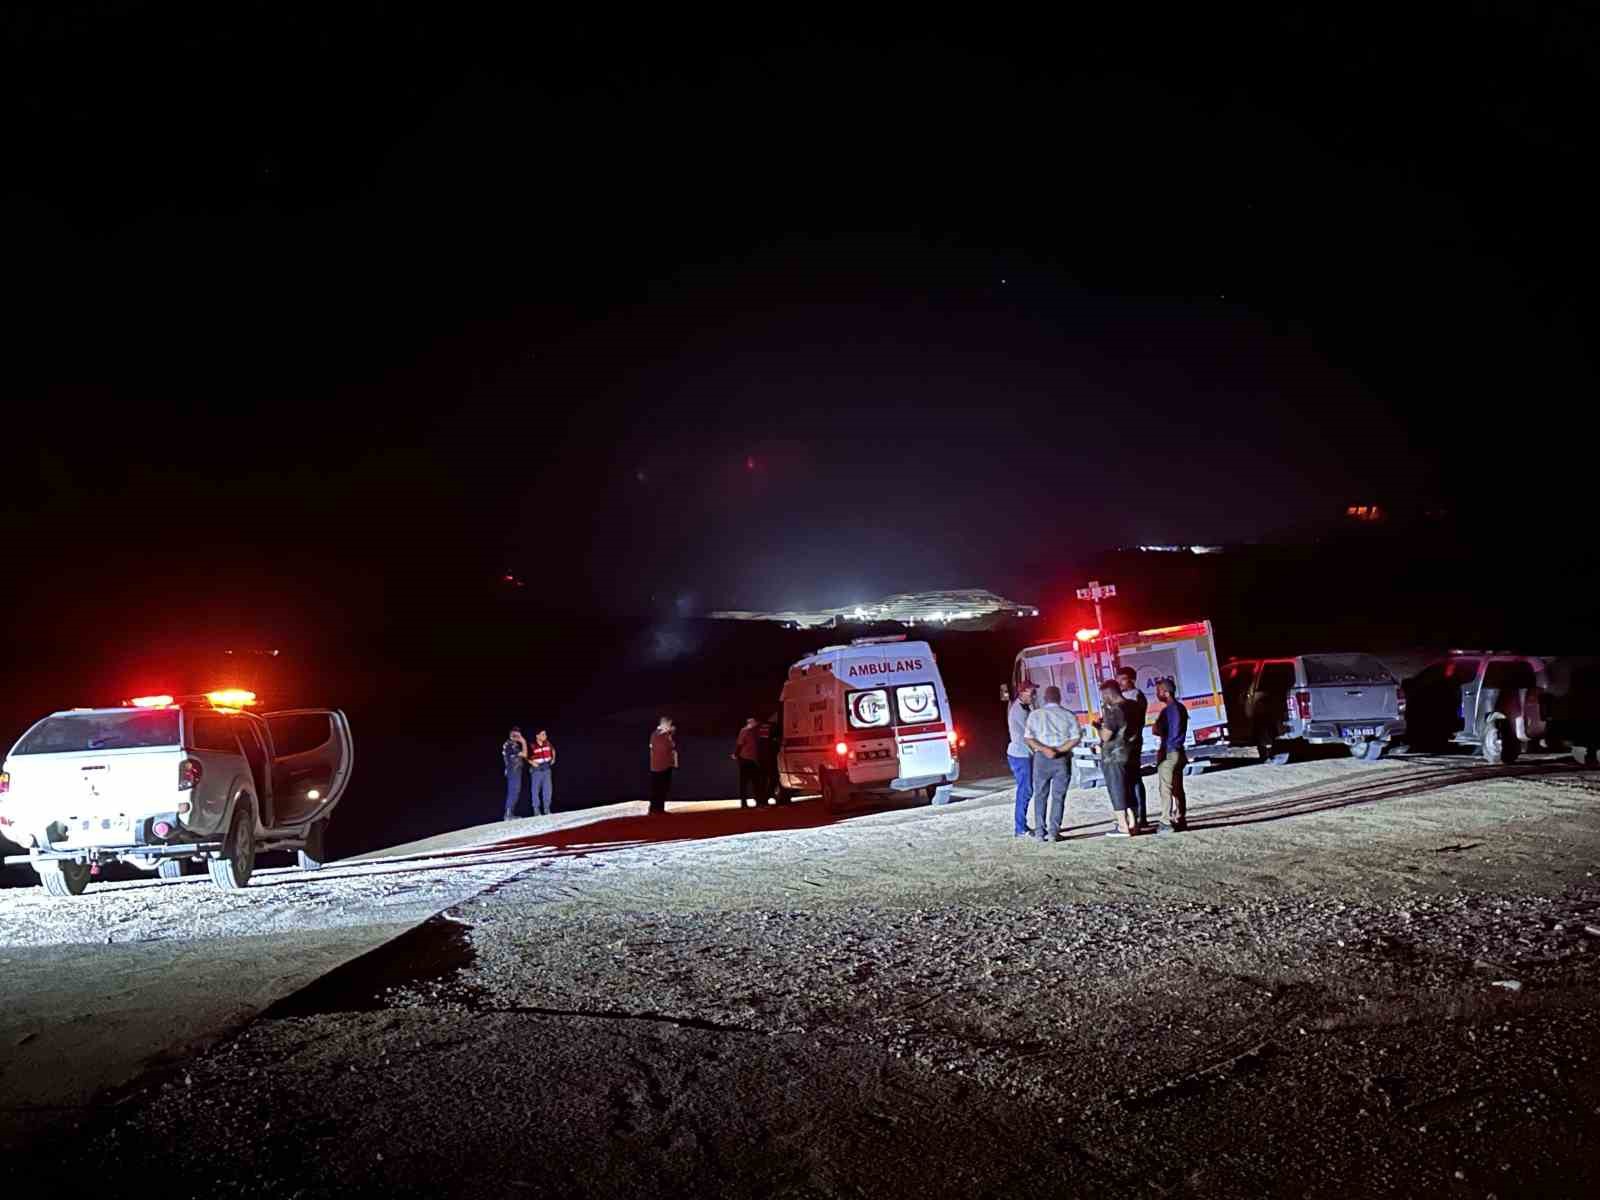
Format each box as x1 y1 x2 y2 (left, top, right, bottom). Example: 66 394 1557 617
776 636 961 812
0 691 352 896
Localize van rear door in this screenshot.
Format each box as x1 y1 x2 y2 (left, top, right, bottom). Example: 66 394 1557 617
893 681 953 779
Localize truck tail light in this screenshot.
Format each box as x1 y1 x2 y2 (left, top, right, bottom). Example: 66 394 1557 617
834 742 848 757
178 758 203 791
1395 686 1406 715
1193 724 1222 743
1292 691 1311 720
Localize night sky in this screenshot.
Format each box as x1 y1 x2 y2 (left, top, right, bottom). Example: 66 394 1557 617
9 8 1597 634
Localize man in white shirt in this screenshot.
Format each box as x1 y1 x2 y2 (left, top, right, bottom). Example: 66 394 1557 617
1005 680 1038 837
1023 685 1081 842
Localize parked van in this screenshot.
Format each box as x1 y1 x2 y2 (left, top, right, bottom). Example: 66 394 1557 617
1008 620 1236 787
1221 653 1404 763
777 636 961 812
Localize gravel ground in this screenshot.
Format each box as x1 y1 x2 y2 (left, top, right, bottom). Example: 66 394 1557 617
6 753 1600 1196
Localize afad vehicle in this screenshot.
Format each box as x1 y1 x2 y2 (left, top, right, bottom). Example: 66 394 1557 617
777 636 962 812
0 689 352 896
1008 620 1238 786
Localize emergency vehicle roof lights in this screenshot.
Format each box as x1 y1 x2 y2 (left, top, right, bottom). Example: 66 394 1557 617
1138 624 1189 636
1074 628 1100 642
834 741 849 756
206 689 258 709
128 694 176 708
850 635 907 646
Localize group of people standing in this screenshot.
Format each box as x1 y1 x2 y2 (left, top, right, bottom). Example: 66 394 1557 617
730 714 784 808
1007 668 1189 842
501 726 557 820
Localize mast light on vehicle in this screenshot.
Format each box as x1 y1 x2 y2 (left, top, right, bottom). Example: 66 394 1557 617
1074 628 1100 642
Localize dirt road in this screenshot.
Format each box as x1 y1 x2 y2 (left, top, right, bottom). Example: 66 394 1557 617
4 753 1599 1196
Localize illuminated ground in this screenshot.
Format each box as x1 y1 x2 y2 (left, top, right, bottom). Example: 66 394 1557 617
3 755 1599 1196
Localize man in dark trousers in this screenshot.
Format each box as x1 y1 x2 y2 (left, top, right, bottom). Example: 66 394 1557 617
756 711 783 804
501 726 527 821
1096 680 1140 837
648 716 677 814
1116 666 1151 830
732 716 761 808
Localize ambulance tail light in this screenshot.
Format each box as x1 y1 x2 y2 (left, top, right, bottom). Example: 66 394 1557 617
1193 724 1224 744
177 758 203 792
1395 685 1406 716
834 741 848 757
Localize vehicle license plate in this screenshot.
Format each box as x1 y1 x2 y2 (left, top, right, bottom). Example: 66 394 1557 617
1344 726 1379 738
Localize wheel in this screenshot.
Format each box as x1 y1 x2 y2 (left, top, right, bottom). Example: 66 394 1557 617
774 787 793 805
1572 745 1595 768
1361 739 1387 762
36 859 91 897
1481 717 1520 765
928 784 955 806
208 800 257 892
157 858 187 880
296 820 328 871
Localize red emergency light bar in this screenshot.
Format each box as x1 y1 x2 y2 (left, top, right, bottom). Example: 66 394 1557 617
1074 628 1100 642
128 694 176 708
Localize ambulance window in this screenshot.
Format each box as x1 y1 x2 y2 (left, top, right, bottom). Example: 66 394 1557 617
895 684 941 724
847 689 891 729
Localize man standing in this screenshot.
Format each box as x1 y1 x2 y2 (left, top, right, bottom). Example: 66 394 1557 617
1006 680 1038 837
756 711 783 804
649 716 678 814
1023 685 1080 842
732 717 761 808
1096 680 1140 837
528 729 556 816
1152 677 1189 830
1117 666 1151 830
501 726 527 821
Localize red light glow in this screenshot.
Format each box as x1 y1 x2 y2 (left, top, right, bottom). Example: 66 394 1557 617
206 689 257 709
1074 628 1100 642
129 695 175 708
834 741 848 756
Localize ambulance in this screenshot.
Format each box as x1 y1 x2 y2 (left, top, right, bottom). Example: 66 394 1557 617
776 636 962 812
1008 620 1236 786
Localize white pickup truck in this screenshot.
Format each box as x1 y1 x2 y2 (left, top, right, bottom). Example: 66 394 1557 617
0 693 353 896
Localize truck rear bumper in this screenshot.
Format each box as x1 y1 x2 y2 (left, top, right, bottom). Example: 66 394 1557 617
6 841 223 866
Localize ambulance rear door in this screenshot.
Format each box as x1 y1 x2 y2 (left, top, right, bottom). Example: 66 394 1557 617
1109 620 1229 761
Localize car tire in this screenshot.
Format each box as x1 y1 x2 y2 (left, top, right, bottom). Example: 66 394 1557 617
1258 730 1290 766
296 820 328 871
1572 745 1595 768
157 858 187 880
1361 739 1387 762
1481 717 1519 765
775 787 793 805
36 859 91 897
209 800 257 892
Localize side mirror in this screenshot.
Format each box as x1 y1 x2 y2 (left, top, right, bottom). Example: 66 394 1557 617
999 684 1012 704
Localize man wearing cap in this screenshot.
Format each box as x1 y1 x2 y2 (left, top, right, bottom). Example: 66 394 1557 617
501 726 528 821
528 729 556 816
1152 677 1189 830
1006 680 1038 837
1024 685 1081 841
